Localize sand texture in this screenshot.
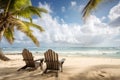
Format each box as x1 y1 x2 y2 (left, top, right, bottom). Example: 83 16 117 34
0 55 120 80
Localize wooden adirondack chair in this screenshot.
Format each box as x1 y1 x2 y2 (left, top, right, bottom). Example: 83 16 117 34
18 49 44 71
43 49 65 76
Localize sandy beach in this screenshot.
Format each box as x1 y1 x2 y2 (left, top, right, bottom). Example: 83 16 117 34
0 0 120 80
0 54 120 80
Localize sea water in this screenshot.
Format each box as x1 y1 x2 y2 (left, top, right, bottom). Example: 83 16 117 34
2 47 120 58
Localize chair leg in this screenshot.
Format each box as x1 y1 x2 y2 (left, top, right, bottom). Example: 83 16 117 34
61 65 63 72
55 71 59 77
60 63 63 72
40 59 44 70
40 62 43 70
17 65 27 71
43 69 47 73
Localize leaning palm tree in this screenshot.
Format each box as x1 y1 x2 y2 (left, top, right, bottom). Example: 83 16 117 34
82 0 103 20
0 0 47 61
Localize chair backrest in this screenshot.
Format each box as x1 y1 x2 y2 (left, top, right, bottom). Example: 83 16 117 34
44 49 59 70
22 49 35 67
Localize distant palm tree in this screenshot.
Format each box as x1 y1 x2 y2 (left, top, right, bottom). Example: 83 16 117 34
82 0 103 19
0 0 47 61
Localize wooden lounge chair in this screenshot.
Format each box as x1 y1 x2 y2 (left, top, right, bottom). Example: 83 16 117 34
43 49 65 76
18 49 44 71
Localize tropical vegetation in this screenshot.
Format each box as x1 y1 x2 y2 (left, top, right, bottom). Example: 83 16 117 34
0 0 47 60
82 0 103 19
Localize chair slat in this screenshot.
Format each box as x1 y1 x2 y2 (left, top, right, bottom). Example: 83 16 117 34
44 49 59 70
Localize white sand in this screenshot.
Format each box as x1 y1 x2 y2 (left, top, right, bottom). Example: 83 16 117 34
0 55 120 80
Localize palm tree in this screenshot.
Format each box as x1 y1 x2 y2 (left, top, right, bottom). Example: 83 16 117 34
82 0 103 20
0 0 47 61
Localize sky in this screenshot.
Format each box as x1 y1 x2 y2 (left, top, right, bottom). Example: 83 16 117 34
1 0 120 48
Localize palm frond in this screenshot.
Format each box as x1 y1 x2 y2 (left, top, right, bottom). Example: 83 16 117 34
27 6 48 17
82 0 103 19
0 0 47 47
0 27 5 41
23 21 45 32
0 0 31 11
13 0 31 10
14 19 40 46
3 27 14 44
25 31 39 47
14 19 30 32
13 6 47 19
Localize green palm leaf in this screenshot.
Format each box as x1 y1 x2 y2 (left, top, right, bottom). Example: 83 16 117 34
0 0 31 10
25 31 39 47
13 6 48 20
82 0 103 19
16 20 40 46
3 27 14 44
13 0 31 10
0 0 47 46
12 19 40 46
23 21 45 32
0 27 5 41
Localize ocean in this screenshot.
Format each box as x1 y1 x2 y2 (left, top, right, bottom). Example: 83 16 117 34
1 47 120 58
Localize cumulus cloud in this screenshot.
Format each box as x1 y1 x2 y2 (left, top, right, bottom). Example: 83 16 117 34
109 2 120 27
2 2 120 47
109 17 120 27
32 3 119 47
108 2 120 21
38 2 52 13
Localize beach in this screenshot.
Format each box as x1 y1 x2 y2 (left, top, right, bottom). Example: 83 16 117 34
0 54 120 80
0 0 120 80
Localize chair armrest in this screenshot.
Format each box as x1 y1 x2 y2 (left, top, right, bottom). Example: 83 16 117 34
59 58 65 64
59 58 65 72
35 58 44 62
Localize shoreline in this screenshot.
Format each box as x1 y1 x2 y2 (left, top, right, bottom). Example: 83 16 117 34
3 52 120 60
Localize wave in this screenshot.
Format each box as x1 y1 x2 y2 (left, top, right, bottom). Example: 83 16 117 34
2 47 120 57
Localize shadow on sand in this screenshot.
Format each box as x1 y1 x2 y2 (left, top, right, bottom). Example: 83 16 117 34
1 65 120 80
69 65 120 80
0 67 60 80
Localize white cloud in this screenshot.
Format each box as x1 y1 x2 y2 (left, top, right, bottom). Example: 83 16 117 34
108 2 120 27
108 2 120 21
109 17 120 27
71 1 77 7
32 7 120 47
38 2 52 13
101 16 106 21
2 2 120 47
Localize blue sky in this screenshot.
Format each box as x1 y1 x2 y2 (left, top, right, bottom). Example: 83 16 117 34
1 0 120 47
31 0 119 24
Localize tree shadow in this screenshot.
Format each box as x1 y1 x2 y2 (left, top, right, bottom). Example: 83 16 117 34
0 67 46 80
69 64 120 80
0 67 63 80
2 65 120 80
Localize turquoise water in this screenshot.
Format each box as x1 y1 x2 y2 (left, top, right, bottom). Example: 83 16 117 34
2 47 120 58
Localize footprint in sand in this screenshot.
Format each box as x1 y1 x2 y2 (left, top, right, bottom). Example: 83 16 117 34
97 71 112 80
98 71 107 77
88 70 111 80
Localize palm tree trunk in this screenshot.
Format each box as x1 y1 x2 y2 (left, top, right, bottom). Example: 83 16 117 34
0 0 11 61
0 48 10 61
